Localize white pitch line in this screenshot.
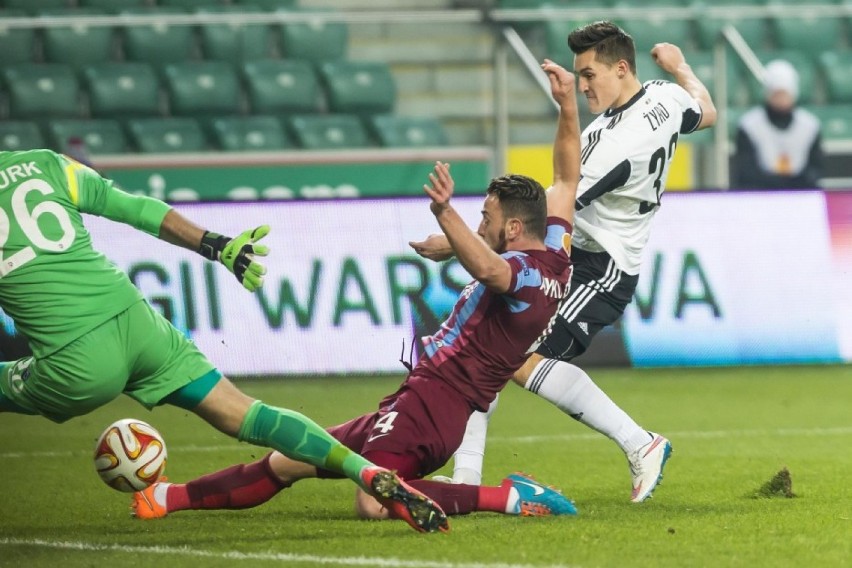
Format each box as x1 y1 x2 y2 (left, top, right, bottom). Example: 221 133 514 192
2 426 852 460
0 538 574 568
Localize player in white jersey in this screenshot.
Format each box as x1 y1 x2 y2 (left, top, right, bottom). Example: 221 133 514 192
414 21 716 502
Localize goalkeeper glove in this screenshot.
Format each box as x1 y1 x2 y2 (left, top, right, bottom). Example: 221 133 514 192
199 225 270 292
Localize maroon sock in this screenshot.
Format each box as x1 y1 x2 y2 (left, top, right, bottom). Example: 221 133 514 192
167 453 288 512
476 479 513 513
407 479 481 515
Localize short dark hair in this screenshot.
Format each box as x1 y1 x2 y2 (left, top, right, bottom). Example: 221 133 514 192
568 21 636 75
486 174 547 240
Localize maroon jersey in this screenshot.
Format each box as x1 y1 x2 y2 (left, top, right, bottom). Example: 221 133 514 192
416 218 572 411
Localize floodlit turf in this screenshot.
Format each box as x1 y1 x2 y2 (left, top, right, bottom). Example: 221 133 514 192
2 365 851 567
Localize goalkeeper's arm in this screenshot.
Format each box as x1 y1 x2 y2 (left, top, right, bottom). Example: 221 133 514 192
159 209 270 292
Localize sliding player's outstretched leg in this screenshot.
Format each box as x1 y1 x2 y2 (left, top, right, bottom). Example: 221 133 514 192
361 467 449 533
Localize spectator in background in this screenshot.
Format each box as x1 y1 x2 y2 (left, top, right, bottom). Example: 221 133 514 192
732 59 823 190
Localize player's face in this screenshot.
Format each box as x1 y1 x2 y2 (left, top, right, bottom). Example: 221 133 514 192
477 195 508 254
574 50 623 114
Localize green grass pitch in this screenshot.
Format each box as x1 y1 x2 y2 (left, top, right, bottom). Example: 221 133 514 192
1 365 851 567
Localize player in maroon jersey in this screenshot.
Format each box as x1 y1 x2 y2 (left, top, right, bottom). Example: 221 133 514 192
132 59 583 524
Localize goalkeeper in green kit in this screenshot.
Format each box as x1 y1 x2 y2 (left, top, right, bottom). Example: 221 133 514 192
0 149 447 533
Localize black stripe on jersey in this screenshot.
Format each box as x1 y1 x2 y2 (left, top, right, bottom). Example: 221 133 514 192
680 108 702 134
581 129 602 165
606 113 623 129
574 159 631 211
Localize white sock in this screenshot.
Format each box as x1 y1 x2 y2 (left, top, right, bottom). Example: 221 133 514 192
451 395 499 485
153 482 170 507
526 359 652 455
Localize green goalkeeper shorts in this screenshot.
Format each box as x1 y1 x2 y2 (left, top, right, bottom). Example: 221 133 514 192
0 300 218 423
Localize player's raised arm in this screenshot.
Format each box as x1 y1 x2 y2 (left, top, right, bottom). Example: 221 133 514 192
424 161 512 293
651 43 717 130
542 58 581 225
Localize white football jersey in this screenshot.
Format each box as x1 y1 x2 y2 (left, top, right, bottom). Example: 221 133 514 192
573 80 702 275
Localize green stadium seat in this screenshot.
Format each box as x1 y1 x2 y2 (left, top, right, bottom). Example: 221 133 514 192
318 61 396 115
79 0 147 11
682 50 745 105
210 115 294 151
242 59 321 114
163 61 241 117
773 16 842 53
83 62 161 118
810 105 852 140
40 9 116 69
367 115 448 148
2 64 81 119
197 5 272 62
0 121 46 151
694 14 768 51
121 8 196 66
3 0 70 14
287 114 371 150
746 51 818 104
819 51 852 103
158 0 229 8
47 119 129 155
127 117 207 153
0 10 36 66
278 11 347 62
233 0 297 10
634 52 670 83
612 5 695 54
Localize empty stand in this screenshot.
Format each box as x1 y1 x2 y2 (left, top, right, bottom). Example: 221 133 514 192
197 5 272 62
819 51 852 103
127 117 207 153
84 62 161 118
2 64 81 119
163 61 241 116
121 7 196 66
279 11 348 62
368 115 448 148
0 121 46 151
40 8 116 69
47 119 128 154
287 114 371 149
211 115 294 151
242 58 322 114
318 60 396 115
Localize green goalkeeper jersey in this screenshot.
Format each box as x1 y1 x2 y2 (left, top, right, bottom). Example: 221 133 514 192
0 149 172 358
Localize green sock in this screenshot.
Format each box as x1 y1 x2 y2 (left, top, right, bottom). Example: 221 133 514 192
238 401 373 489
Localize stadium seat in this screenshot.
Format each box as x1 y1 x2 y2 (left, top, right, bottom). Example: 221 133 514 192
318 61 396 115
819 51 852 103
197 5 272 62
242 59 322 114
0 121 46 151
0 10 36 66
121 8 197 66
694 15 768 51
287 114 371 150
543 19 586 66
3 0 70 14
163 61 241 117
810 106 852 140
772 16 842 54
234 0 297 10
278 10 348 62
634 52 670 83
127 117 207 153
158 0 230 8
612 4 694 54
40 9 116 69
210 115 294 151
681 50 744 105
367 115 448 148
47 119 129 155
83 62 161 118
2 64 81 119
79 0 147 11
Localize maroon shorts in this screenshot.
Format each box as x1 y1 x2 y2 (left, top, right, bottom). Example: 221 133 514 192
322 374 472 480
